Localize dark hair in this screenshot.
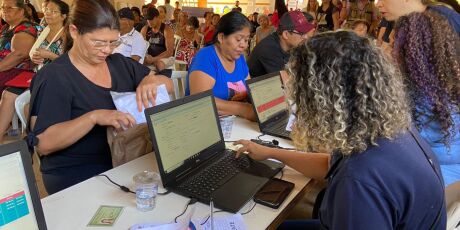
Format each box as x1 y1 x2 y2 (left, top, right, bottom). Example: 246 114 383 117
142 5 149 10
26 3 40 23
12 0 30 20
47 0 69 20
187 16 199 29
275 0 288 18
68 0 119 34
165 0 170 3
131 6 141 16
212 11 251 44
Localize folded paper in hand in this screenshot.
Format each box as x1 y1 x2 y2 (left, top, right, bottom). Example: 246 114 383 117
111 84 170 124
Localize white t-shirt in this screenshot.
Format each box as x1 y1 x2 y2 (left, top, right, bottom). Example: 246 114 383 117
113 28 147 64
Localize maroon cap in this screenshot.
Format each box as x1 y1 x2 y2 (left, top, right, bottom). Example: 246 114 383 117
278 11 315 33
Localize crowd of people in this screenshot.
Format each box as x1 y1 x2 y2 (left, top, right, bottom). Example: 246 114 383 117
0 0 458 228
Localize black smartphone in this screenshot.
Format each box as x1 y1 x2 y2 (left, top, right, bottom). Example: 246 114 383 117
253 178 294 209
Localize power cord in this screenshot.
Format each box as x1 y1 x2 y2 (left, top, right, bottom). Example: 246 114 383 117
174 198 198 223
95 174 170 195
200 201 257 225
241 202 257 215
279 169 284 180
96 174 135 194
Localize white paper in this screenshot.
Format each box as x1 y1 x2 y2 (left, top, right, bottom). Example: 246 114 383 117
111 84 170 124
193 213 247 230
130 213 247 230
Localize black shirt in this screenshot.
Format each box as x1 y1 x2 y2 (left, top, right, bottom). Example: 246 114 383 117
247 33 289 78
30 53 150 172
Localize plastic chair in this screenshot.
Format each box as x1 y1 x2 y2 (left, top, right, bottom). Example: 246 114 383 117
171 71 187 100
446 181 460 230
15 90 31 134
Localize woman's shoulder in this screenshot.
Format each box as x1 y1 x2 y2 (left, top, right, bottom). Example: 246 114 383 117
14 21 39 36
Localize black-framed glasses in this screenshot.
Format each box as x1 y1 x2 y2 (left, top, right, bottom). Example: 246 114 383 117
289 30 307 36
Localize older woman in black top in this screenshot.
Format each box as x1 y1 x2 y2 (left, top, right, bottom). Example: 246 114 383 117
29 0 172 194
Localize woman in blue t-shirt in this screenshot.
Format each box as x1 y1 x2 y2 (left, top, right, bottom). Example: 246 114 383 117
377 0 460 186
186 11 256 121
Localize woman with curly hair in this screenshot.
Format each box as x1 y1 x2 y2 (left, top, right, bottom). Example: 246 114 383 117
235 31 446 228
377 0 460 186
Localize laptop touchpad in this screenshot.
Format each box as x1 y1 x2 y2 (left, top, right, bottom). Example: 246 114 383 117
212 172 268 213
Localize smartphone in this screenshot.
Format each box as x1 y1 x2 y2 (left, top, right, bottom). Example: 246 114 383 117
253 178 294 209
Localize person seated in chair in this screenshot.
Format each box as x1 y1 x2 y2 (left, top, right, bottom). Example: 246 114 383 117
0 0 39 143
236 31 446 229
141 7 174 71
28 0 172 195
112 7 147 64
186 12 256 121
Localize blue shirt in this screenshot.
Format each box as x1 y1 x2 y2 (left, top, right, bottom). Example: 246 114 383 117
430 5 460 35
416 105 460 186
319 131 446 229
185 45 249 101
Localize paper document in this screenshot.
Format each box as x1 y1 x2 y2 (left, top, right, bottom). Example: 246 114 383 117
111 84 170 124
130 213 247 230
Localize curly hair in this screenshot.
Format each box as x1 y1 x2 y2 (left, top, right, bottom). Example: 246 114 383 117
286 31 411 154
393 9 460 145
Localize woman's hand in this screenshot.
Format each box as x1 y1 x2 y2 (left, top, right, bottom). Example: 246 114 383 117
89 110 136 131
234 139 272 161
136 74 159 111
31 49 45 65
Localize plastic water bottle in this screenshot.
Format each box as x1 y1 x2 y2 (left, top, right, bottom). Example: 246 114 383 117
133 171 160 212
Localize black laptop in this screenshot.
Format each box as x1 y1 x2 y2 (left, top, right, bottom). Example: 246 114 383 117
246 72 291 140
144 91 284 213
0 141 47 230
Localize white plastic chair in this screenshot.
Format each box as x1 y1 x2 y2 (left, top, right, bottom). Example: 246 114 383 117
446 181 460 230
15 90 31 134
171 71 187 100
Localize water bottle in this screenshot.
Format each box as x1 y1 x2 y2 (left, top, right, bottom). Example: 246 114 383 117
133 171 160 211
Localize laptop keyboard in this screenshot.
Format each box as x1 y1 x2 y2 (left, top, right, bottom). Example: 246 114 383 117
266 120 290 137
178 150 250 199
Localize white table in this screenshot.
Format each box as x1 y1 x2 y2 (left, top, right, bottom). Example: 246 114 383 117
41 118 310 230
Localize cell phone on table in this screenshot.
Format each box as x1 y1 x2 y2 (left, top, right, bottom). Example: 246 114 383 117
253 178 294 209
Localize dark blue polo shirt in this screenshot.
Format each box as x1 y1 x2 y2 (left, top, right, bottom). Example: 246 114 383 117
319 130 446 229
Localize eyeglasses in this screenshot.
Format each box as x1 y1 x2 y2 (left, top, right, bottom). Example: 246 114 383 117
0 6 20 12
43 8 61 14
289 30 307 36
89 39 123 50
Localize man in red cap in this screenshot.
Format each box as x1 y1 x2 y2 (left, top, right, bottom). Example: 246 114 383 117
248 11 316 78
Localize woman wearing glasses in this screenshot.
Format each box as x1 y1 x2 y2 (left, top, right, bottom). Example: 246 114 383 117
27 0 172 194
0 0 68 144
0 0 38 143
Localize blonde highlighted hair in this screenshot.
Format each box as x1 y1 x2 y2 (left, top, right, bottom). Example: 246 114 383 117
286 31 411 154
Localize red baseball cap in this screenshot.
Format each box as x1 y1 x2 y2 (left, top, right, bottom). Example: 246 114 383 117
278 11 315 33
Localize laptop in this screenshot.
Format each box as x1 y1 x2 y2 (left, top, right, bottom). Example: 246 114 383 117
246 72 291 140
144 91 284 213
0 141 47 230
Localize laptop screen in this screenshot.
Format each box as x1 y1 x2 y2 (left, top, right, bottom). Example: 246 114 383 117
248 74 286 123
148 96 221 173
0 151 40 229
